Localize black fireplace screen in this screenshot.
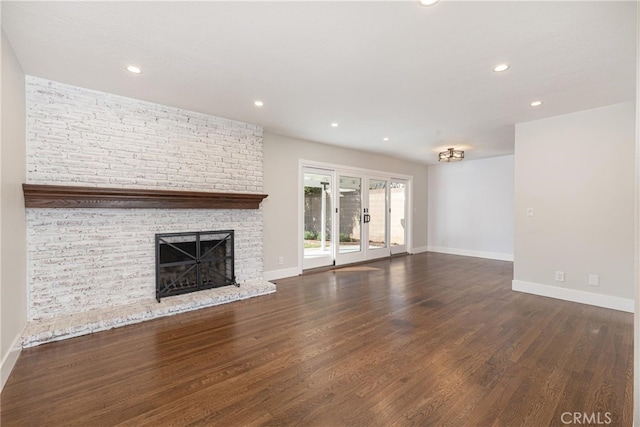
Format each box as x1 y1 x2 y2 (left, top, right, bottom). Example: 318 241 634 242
155 230 237 302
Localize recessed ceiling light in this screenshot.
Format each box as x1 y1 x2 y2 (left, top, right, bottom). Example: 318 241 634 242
493 64 510 72
383 137 390 141
331 122 339 128
254 100 264 107
419 0 439 6
530 100 543 107
126 65 142 74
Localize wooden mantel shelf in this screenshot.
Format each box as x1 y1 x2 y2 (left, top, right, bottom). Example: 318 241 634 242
22 184 268 209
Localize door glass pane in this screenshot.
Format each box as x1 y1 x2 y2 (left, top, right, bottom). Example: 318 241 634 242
304 172 332 260
339 176 361 254
390 181 406 247
368 179 387 249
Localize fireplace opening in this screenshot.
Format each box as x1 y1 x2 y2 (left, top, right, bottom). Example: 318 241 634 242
155 230 237 302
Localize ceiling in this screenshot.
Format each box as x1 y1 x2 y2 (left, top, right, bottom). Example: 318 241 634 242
2 1 636 164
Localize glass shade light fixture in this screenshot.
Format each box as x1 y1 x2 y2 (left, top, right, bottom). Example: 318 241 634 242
438 147 464 162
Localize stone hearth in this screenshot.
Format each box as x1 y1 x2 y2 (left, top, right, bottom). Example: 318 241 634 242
23 279 275 347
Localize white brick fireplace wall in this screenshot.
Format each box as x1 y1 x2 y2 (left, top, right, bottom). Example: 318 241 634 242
24 77 273 343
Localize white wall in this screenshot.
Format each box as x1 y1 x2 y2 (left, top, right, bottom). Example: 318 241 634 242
633 5 639 420
513 102 635 312
1 30 27 390
262 132 428 278
427 155 514 261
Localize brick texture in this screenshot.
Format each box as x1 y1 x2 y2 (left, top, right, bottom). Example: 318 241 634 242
26 77 265 320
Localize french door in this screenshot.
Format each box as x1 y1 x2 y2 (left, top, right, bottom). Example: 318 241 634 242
302 167 335 269
302 165 409 269
363 177 390 261
336 174 364 265
390 179 408 255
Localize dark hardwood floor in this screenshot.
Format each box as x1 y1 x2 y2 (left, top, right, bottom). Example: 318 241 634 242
0 252 633 426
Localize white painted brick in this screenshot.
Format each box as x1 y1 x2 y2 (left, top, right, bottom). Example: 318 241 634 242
26 77 266 322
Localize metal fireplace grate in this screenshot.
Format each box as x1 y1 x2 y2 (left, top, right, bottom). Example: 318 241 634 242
155 230 237 302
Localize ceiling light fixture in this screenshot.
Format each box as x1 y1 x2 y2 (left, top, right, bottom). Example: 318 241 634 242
530 100 543 107
438 147 464 162
126 65 142 74
331 122 339 128
419 0 439 6
493 64 510 72
383 137 390 141
254 100 264 107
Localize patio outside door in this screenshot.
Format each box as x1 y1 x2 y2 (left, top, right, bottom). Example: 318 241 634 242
302 164 411 269
335 175 391 265
365 178 390 260
302 168 334 269
336 175 364 265
390 179 408 254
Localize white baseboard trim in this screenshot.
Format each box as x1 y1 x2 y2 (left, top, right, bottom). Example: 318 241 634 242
410 246 429 254
512 280 634 313
427 246 514 262
1 332 22 392
263 267 302 281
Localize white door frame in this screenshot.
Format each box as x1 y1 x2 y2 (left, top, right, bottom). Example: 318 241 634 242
301 166 337 270
390 178 409 255
363 176 391 261
335 173 365 266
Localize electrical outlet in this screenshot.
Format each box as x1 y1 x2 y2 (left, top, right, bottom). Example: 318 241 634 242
555 271 565 282
588 274 599 286
526 208 534 217
278 256 284 265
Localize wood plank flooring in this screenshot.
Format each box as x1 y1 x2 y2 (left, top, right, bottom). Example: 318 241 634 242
0 252 633 426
